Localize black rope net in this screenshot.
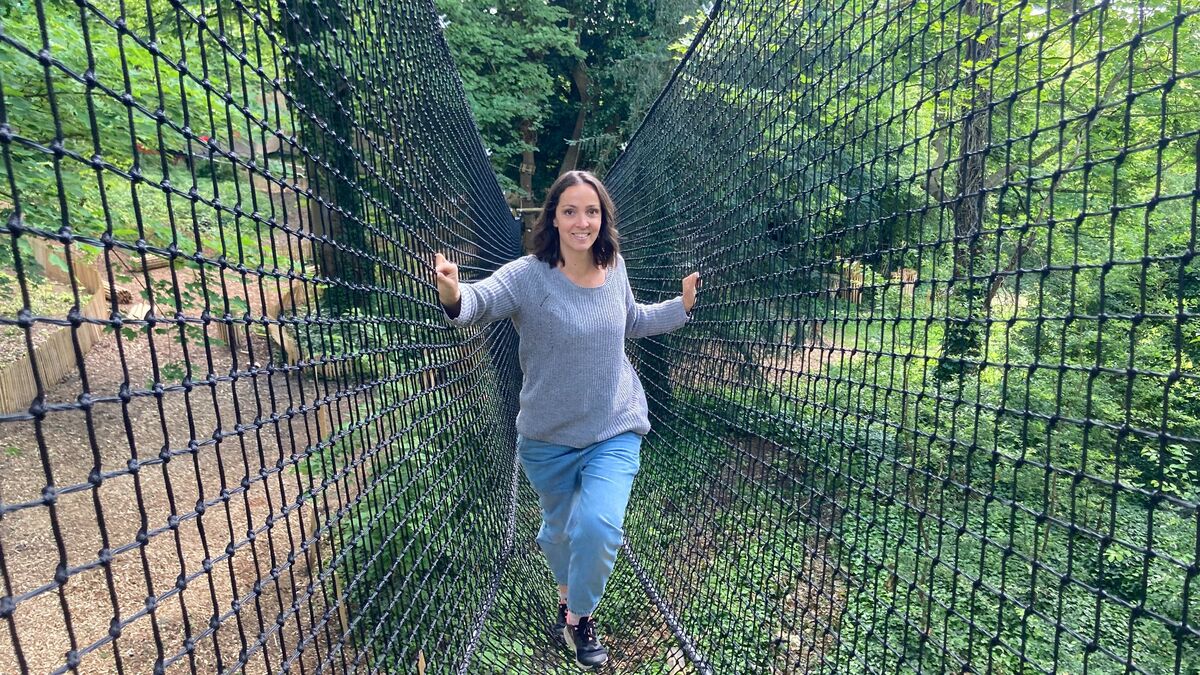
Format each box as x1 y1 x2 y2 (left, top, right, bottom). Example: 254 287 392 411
0 0 1196 671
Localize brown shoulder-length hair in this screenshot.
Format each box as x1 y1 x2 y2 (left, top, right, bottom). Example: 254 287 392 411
528 170 620 268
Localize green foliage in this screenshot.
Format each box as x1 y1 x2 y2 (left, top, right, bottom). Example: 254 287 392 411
437 0 703 196
666 364 1200 672
0 0 293 330
321 353 516 671
290 309 428 382
638 0 1200 634
0 255 77 332
541 0 708 176
435 0 582 193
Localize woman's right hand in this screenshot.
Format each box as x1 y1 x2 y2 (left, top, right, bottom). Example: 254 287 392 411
433 253 461 307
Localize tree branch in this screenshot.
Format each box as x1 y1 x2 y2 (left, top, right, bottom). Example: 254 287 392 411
984 133 1088 311
925 128 948 203
983 61 1129 191
984 143 1060 190
863 0 916 22
558 60 591 176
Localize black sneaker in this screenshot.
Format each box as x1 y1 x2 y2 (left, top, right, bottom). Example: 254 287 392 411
552 602 568 634
562 615 608 669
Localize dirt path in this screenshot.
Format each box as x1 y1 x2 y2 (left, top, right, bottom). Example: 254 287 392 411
0 324 344 674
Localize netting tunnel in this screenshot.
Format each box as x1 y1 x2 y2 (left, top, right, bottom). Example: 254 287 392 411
0 0 1198 672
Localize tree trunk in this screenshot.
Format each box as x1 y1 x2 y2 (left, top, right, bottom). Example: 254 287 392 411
936 0 997 381
284 4 369 312
559 61 591 176
519 119 538 250
950 0 996 283
520 119 536 199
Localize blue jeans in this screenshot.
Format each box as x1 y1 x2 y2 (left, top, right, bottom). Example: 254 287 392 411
516 431 642 617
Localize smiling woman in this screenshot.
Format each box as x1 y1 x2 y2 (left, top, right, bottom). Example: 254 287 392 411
530 171 622 274
555 184 604 263
431 170 699 668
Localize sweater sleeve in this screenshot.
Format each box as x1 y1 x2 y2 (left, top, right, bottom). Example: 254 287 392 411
443 258 526 327
622 259 690 339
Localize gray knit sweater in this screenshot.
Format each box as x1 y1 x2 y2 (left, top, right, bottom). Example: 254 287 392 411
444 254 689 448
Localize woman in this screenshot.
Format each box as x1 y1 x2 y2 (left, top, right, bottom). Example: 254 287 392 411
433 170 698 668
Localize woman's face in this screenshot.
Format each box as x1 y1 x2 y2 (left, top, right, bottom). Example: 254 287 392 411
554 183 603 257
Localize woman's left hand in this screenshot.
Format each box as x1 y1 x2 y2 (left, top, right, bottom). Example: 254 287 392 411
682 272 700 313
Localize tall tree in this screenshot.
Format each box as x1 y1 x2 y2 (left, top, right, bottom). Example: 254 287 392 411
438 0 703 201
435 0 581 199
539 0 706 187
